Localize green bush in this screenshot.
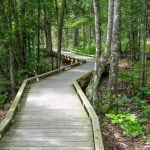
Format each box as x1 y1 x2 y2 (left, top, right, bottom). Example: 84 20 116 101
117 95 146 110
106 113 143 137
0 93 8 105
141 86 150 95
75 44 96 55
96 93 119 115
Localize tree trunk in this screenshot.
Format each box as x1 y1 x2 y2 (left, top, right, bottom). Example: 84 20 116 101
91 0 101 102
37 0 41 74
44 9 53 55
89 25 92 47
57 0 66 68
141 0 148 87
93 0 101 70
9 48 16 98
73 13 79 48
74 27 79 48
9 1 16 98
83 25 86 49
108 0 121 94
54 0 59 26
65 26 69 49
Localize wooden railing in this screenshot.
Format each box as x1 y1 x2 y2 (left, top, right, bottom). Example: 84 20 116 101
73 72 104 150
0 53 84 139
52 51 83 63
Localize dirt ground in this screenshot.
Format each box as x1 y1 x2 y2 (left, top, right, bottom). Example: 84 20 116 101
0 103 10 121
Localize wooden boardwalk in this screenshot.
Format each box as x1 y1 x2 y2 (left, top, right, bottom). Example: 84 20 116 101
0 52 95 150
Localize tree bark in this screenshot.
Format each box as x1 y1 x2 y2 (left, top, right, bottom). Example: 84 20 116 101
9 0 16 97
73 13 79 48
91 0 101 102
57 0 66 68
9 47 16 98
87 0 114 103
108 0 121 94
37 0 41 74
141 0 148 87
44 9 53 55
93 0 101 71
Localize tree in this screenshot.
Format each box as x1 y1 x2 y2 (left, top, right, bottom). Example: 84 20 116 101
108 0 121 94
57 0 66 68
8 0 16 98
87 0 114 103
90 0 101 103
44 7 53 55
36 0 41 74
141 0 148 87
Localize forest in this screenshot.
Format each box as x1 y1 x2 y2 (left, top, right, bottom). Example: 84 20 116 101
0 0 150 149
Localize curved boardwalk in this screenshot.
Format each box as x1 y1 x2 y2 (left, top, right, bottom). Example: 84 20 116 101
0 52 95 150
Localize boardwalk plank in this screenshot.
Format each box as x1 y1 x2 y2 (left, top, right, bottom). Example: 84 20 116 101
0 141 94 147
1 147 94 150
8 128 93 134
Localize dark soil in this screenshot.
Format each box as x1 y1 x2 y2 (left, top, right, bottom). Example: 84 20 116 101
0 103 11 121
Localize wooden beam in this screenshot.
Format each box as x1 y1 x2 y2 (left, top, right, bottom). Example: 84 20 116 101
73 80 104 150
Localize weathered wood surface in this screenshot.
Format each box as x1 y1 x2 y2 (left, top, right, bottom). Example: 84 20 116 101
73 81 104 150
0 51 96 150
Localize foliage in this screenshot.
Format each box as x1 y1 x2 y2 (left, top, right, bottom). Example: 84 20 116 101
118 69 140 85
143 105 150 121
95 101 110 115
141 86 150 95
75 45 96 55
142 105 150 135
118 95 146 110
106 113 143 136
0 93 8 105
96 93 119 115
145 134 150 143
68 16 93 28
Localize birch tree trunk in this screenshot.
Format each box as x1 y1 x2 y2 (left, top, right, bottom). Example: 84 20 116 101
88 0 114 103
93 0 101 72
108 0 121 94
91 0 101 102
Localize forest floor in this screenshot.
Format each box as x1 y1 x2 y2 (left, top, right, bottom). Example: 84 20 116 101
96 60 150 150
98 77 150 150
0 103 10 121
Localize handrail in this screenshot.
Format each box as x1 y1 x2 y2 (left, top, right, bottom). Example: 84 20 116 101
73 78 104 150
0 53 84 139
